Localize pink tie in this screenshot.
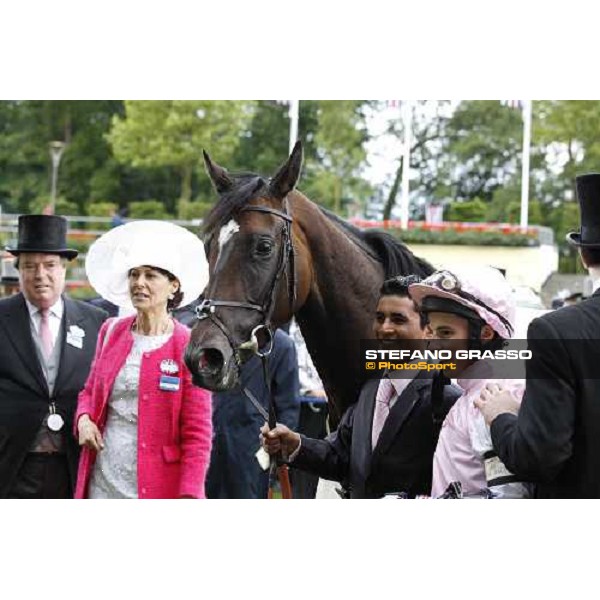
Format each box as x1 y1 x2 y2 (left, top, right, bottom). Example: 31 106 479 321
372 377 395 448
39 309 53 358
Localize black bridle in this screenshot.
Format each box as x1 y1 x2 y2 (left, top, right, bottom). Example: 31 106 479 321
194 198 297 428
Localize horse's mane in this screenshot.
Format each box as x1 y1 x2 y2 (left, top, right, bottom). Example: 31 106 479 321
319 207 434 278
202 176 434 278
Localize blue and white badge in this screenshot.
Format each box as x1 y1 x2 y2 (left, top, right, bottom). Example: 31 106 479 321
159 375 180 392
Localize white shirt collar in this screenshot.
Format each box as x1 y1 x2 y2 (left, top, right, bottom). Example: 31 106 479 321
25 296 64 319
589 267 600 293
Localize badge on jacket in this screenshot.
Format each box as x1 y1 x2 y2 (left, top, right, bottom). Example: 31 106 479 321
159 375 180 392
66 324 85 349
160 359 179 374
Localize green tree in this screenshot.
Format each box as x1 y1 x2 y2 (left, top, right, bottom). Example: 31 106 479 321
446 198 487 222
534 101 600 199
441 101 524 203
308 101 370 213
0 100 126 214
129 200 172 220
251 100 374 215
231 101 290 174
107 101 255 216
529 101 600 272
485 181 544 225
381 101 451 220
230 101 372 216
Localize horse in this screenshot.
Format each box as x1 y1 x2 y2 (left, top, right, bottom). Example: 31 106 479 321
184 141 434 424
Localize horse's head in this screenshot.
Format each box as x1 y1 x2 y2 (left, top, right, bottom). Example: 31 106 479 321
185 141 309 391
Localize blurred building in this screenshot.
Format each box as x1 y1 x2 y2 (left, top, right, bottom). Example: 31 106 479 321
1 252 20 297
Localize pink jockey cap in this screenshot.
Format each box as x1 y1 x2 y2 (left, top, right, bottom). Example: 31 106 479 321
409 266 516 339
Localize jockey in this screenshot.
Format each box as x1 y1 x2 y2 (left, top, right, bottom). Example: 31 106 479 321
409 266 529 498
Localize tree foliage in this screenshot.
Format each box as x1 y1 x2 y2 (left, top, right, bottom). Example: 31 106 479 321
107 101 255 213
381 100 451 220
0 100 124 213
441 101 524 202
309 101 370 212
231 100 372 214
3 99 600 274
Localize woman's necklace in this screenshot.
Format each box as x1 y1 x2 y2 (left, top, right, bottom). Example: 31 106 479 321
133 316 171 336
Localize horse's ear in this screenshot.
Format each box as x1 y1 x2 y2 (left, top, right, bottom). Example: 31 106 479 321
269 140 303 199
203 150 233 194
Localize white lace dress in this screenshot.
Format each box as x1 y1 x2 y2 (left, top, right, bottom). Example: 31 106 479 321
88 332 172 499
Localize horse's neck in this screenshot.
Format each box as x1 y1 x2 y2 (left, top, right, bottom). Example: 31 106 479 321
292 198 383 419
294 199 383 319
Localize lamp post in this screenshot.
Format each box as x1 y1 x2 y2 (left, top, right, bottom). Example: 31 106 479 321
49 141 66 215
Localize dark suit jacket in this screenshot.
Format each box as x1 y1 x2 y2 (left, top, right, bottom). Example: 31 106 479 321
86 297 119 317
206 329 300 499
292 372 460 498
491 289 600 498
0 293 107 498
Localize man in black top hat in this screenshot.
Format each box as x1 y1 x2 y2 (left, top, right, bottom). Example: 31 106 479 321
0 215 107 498
476 173 600 498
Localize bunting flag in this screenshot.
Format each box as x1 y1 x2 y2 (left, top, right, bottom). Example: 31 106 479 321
500 99 523 110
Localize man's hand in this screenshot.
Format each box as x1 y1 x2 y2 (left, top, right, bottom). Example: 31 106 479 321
77 414 104 452
260 423 301 457
474 383 520 426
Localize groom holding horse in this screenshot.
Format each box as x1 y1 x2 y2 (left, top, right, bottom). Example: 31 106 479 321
261 276 460 499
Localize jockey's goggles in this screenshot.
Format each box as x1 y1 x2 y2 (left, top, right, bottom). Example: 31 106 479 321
423 270 514 337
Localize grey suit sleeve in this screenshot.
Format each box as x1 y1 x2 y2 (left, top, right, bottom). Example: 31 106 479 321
491 317 575 482
291 404 355 483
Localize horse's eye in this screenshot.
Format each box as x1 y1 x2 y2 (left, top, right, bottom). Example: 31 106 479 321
256 240 273 256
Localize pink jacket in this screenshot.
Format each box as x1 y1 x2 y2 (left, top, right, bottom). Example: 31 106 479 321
74 316 212 499
431 361 524 497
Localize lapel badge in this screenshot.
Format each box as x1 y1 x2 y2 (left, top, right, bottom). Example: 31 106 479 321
69 325 85 338
66 324 85 349
160 359 179 375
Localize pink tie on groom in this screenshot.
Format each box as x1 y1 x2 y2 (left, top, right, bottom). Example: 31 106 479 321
39 308 54 358
372 377 396 449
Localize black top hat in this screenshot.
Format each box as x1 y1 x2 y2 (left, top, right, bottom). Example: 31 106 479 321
566 174 600 247
5 215 78 260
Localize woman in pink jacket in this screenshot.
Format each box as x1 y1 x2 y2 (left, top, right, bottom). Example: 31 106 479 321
409 266 528 499
74 221 212 499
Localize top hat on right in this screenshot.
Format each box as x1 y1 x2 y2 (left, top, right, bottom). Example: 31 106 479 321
566 174 600 247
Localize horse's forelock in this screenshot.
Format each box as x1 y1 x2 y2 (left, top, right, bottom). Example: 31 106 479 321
203 174 269 235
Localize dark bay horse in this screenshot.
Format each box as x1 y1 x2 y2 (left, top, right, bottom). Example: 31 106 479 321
185 141 433 423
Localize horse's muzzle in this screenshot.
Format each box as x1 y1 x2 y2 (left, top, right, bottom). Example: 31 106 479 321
184 343 239 391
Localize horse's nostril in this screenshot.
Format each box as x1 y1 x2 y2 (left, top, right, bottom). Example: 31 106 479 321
199 348 224 372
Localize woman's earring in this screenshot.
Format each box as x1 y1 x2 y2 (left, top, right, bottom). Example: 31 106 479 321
168 293 175 300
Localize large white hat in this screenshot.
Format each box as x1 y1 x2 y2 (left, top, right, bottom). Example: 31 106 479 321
85 220 209 310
